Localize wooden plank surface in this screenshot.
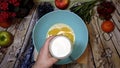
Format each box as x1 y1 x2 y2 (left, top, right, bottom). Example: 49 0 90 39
0 0 120 68
0 6 37 68
53 0 120 68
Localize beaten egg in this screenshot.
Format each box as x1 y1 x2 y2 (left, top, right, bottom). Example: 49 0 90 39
47 23 75 44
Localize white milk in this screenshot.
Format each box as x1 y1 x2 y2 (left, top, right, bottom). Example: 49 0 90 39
49 35 72 59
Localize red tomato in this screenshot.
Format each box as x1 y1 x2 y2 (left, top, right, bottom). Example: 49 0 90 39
101 20 115 33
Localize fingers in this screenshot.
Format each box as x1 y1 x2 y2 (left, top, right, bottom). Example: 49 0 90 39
41 36 55 55
44 36 55 47
50 57 58 63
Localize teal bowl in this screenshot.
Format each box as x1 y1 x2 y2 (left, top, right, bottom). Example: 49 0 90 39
32 10 88 64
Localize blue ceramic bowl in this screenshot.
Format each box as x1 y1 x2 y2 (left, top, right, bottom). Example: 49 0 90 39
32 10 88 64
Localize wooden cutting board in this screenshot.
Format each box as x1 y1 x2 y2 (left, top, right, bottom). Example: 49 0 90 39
76 45 89 64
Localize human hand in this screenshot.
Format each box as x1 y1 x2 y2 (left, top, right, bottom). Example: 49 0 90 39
32 36 58 68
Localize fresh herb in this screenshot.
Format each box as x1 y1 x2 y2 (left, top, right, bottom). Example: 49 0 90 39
70 0 98 23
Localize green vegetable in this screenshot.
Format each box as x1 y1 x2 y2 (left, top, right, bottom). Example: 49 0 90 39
70 0 98 23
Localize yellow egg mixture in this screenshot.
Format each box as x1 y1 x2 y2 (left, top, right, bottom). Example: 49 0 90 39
46 23 75 44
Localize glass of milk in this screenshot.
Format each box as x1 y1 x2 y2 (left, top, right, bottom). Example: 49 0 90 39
49 35 73 59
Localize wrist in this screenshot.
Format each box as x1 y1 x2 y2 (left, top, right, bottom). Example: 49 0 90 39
32 62 50 68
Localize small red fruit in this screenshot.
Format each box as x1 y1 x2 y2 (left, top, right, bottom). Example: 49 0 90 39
97 1 115 20
101 20 115 33
55 0 69 10
0 22 12 28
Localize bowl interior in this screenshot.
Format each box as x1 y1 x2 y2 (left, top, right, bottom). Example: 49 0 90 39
32 10 88 64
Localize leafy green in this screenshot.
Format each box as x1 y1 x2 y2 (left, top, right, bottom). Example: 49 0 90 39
70 0 98 23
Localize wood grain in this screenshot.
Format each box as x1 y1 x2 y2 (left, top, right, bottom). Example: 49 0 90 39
0 0 120 68
0 6 37 68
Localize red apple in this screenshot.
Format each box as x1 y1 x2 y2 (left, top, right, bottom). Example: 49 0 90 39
55 0 70 10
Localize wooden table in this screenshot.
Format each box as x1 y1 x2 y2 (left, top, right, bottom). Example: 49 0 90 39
0 0 120 68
